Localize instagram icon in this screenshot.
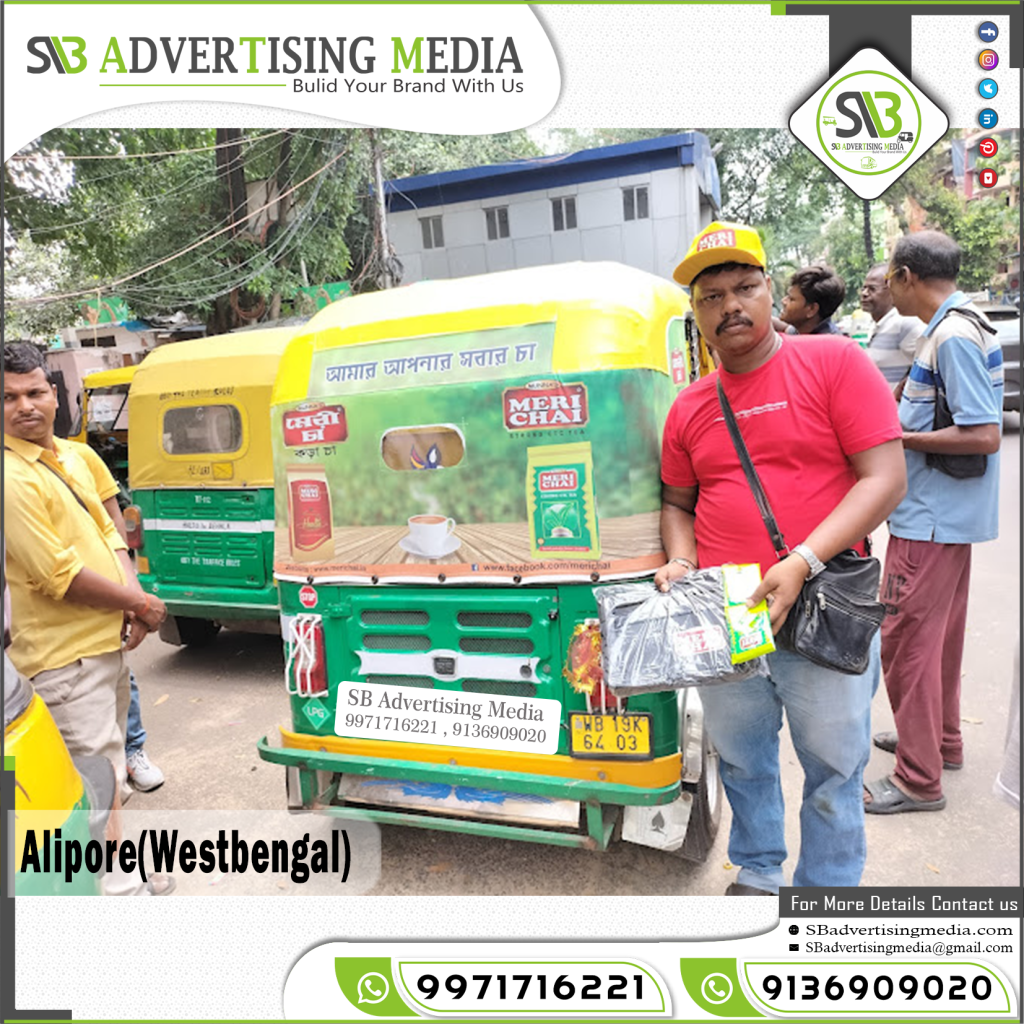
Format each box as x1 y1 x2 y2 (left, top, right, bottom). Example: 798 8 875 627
978 49 999 69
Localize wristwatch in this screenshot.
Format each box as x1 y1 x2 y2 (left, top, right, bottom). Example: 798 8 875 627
792 543 826 579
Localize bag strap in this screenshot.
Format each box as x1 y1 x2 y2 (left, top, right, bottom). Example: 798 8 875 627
4 444 92 516
929 306 997 431
943 306 997 336
715 379 790 560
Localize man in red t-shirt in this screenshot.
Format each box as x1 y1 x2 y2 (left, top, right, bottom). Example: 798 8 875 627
655 222 906 894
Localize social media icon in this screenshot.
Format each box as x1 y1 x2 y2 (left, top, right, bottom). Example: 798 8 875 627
980 168 998 189
356 972 390 1005
788 925 800 935
978 22 998 42
979 49 998 70
978 108 999 130
979 79 998 99
701 973 733 1005
979 137 999 158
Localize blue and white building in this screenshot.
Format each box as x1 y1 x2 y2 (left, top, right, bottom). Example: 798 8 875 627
384 132 721 284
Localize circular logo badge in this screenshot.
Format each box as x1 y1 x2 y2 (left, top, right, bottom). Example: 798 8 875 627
817 69 921 176
979 168 998 189
978 49 999 70
978 137 999 158
978 78 998 99
977 22 998 42
978 108 999 130
298 585 318 609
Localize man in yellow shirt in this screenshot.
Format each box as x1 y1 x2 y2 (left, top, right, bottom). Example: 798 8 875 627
3 343 167 801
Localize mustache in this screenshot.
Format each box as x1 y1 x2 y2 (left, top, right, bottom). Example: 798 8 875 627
716 314 754 335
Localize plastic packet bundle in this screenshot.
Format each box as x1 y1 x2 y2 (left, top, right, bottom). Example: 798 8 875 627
596 569 770 695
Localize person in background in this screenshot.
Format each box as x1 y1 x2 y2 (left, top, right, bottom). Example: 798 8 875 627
658 222 906 893
775 265 848 336
865 231 1003 814
859 263 924 391
3 343 167 804
81 453 166 792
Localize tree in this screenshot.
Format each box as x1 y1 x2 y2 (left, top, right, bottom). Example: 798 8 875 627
883 136 1018 291
4 127 543 335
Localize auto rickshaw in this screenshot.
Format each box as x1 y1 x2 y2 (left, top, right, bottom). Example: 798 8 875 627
257 262 722 859
125 327 298 646
6 652 111 894
70 364 138 507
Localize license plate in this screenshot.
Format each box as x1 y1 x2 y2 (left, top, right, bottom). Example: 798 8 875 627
569 713 652 759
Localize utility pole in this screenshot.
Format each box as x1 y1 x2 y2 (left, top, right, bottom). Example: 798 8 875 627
369 129 393 289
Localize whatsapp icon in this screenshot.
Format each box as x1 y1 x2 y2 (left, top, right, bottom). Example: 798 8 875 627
335 958 418 1017
358 972 389 1004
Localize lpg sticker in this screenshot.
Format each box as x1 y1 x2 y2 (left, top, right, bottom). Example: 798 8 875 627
302 698 331 730
789 48 948 200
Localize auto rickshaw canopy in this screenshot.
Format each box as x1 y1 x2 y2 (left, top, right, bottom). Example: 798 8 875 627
83 365 138 391
273 261 694 406
129 327 298 489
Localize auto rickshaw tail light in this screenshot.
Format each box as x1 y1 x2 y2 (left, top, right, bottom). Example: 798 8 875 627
285 614 327 697
124 505 144 550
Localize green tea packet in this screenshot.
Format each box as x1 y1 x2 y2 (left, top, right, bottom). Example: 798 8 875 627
721 563 776 663
526 441 601 559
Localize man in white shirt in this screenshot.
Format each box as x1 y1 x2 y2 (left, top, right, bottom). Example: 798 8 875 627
860 264 924 388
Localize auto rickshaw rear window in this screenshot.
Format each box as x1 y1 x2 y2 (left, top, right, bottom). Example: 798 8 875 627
162 404 242 455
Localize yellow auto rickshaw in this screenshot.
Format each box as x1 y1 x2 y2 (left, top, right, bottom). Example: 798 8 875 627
69 364 138 505
125 327 298 646
258 262 722 858
6 653 111 894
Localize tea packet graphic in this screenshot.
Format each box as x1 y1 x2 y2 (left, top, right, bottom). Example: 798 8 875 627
526 441 600 559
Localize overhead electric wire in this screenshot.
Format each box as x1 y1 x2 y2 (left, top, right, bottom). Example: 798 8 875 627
106 140 344 304
6 132 289 239
116 159 342 308
8 135 352 309
6 129 286 162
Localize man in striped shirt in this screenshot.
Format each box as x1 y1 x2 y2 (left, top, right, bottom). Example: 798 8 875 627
860 264 924 389
864 232 1003 816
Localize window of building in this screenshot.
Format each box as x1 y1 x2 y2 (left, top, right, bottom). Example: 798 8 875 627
80 335 117 348
162 404 242 455
551 196 577 232
485 206 510 241
623 185 650 221
420 215 444 250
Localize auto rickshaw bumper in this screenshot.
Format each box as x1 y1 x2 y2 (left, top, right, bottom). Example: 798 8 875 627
257 729 682 851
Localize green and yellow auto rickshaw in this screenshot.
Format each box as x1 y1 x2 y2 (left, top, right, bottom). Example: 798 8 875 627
257 262 721 858
125 327 297 646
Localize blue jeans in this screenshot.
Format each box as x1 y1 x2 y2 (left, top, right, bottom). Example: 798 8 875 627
125 671 146 757
698 636 880 891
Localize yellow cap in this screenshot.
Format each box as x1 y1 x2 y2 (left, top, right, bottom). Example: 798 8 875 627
673 221 767 287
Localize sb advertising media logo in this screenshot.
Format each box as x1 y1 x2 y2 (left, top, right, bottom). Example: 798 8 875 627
790 48 948 200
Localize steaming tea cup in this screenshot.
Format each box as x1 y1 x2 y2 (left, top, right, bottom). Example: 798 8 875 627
407 514 456 556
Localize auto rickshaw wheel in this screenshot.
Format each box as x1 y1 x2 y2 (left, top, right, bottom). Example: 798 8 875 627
160 614 222 647
676 728 723 863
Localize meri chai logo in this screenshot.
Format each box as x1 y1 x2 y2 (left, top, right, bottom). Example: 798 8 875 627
789 48 948 200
